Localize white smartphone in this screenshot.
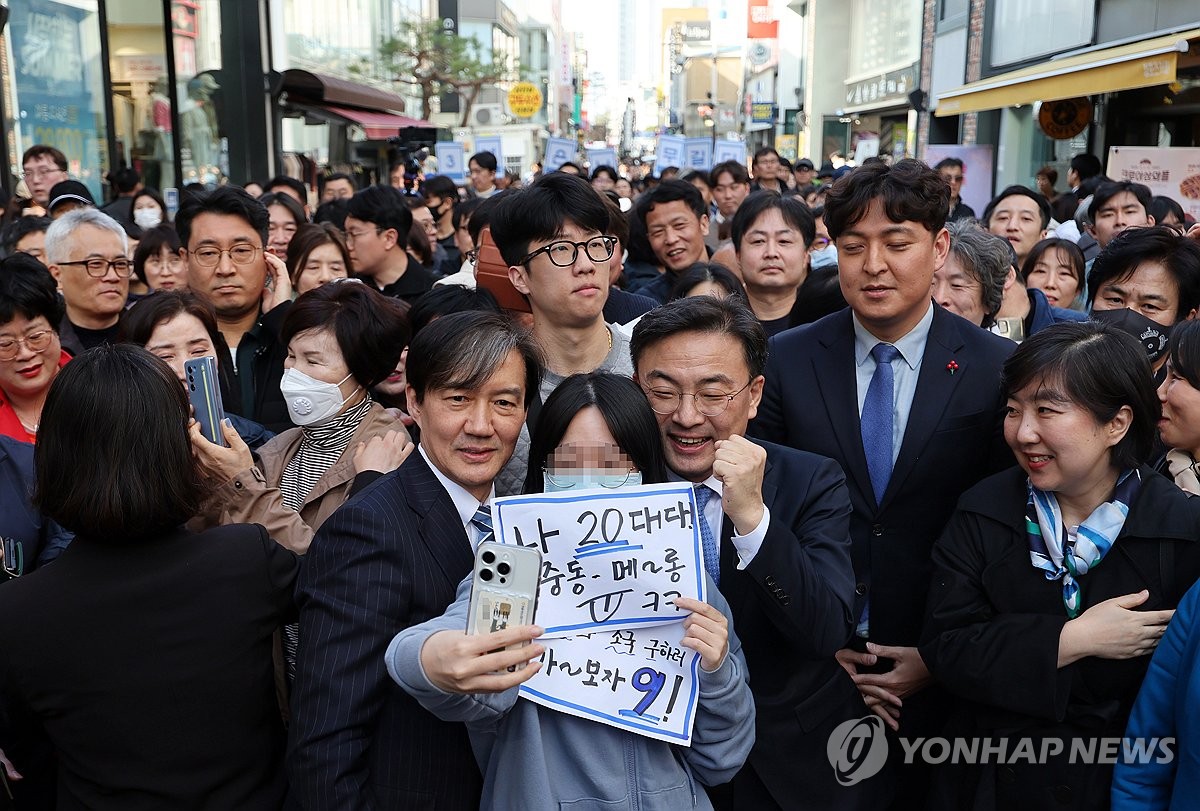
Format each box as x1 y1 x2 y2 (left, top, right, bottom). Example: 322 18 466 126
467 541 542 668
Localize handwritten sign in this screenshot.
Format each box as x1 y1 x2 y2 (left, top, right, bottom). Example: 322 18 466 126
655 136 686 175
474 136 504 173
587 147 619 172
684 138 714 172
520 620 701 745
435 142 466 183
713 140 747 166
493 483 704 636
544 137 578 173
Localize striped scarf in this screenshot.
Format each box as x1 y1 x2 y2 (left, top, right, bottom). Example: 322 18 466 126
279 395 373 512
1025 468 1141 618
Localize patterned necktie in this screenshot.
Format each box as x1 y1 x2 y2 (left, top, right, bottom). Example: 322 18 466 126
471 504 494 546
861 343 901 504
693 484 721 585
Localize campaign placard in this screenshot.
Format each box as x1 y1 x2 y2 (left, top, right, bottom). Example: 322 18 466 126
655 135 686 175
544 137 579 173
712 139 748 166
435 142 466 183
684 138 714 172
587 147 619 172
474 136 504 174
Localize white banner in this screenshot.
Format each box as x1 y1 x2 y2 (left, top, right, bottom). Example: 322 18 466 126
1107 146 1200 222
587 147 619 172
655 135 686 176
712 139 747 166
684 138 714 172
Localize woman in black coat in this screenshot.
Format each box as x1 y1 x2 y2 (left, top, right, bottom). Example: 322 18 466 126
919 321 1200 811
0 345 297 810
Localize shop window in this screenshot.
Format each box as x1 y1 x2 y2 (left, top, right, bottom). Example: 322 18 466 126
847 0 920 80
172 0 226 186
938 0 968 28
106 0 174 192
988 0 1093 70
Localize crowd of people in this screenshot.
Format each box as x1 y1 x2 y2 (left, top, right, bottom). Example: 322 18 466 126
1 139 1200 811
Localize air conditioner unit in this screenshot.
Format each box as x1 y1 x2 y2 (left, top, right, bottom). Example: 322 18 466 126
472 104 505 127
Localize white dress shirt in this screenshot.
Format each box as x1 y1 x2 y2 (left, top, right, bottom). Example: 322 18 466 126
668 471 771 570
418 446 495 548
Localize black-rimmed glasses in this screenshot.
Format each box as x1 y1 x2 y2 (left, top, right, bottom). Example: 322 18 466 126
56 257 133 278
519 235 616 267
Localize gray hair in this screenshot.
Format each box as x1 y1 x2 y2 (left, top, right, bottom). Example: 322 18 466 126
946 220 1010 324
45 208 129 264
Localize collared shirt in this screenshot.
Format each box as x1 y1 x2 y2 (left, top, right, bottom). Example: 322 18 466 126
418 446 495 548
852 302 934 468
668 470 771 570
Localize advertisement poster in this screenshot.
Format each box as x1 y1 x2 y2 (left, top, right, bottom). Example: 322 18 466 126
922 144 995 218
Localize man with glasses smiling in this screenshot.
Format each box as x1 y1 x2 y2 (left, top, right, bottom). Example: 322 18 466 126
630 295 862 810
175 186 294 432
43 209 131 355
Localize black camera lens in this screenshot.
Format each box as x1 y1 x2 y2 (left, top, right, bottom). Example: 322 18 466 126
479 568 493 582
482 550 496 564
497 562 511 576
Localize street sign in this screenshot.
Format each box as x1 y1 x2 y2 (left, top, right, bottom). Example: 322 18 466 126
508 82 544 118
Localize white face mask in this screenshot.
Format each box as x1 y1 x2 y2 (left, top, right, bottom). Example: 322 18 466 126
543 469 643 493
280 368 357 427
810 244 838 270
134 208 163 229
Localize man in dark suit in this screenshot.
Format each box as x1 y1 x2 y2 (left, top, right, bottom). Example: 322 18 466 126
749 159 1014 805
288 311 542 811
630 296 870 809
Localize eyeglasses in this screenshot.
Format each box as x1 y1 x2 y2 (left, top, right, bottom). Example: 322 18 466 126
465 247 480 265
20 167 65 180
189 245 261 268
643 380 753 417
0 330 54 361
56 257 133 278
344 226 384 243
519 235 616 267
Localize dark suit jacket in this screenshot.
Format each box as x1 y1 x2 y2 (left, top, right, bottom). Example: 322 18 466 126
919 466 1200 811
288 451 482 811
0 524 297 811
750 305 1014 648
711 440 878 810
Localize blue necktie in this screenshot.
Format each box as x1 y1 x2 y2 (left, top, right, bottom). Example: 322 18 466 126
861 343 901 504
471 504 494 546
693 484 721 585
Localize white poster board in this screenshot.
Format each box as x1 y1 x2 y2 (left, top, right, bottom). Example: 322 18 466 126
587 147 619 172
435 142 466 184
712 140 747 167
684 138 714 173
655 136 686 175
544 137 579 173
1107 146 1200 222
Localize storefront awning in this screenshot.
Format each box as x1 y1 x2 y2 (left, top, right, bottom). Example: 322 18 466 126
321 105 436 139
934 28 1200 117
281 69 409 114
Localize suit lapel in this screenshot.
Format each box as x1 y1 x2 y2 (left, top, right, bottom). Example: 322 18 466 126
881 307 966 509
812 311 875 505
401 453 476 589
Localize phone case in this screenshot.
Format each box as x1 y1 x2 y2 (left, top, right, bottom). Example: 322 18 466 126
185 356 228 447
467 541 542 666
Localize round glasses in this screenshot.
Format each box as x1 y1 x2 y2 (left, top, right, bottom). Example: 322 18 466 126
0 330 54 361
519 235 616 267
643 380 753 417
189 245 261 268
56 257 133 278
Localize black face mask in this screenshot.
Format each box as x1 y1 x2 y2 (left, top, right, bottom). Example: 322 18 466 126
1091 307 1173 362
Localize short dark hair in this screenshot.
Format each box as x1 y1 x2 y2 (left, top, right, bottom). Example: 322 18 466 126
132 225 183 284
469 152 498 173
1002 320 1159 469
260 191 306 228
631 295 768 379
668 261 746 301
111 166 140 194
823 158 949 241
175 186 269 248
422 174 458 201
407 284 502 336
1086 226 1200 321
453 197 484 233
406 311 542 408
1036 165 1058 187
524 372 668 494
265 175 307 203
680 170 712 189
1149 196 1186 226
934 157 964 172
344 185 413 239
709 160 750 187
1167 319 1200 390
280 282 411 388
1088 181 1153 222
0 253 64 327
635 179 707 227
591 165 619 183
22 145 67 170
285 222 352 286
752 147 779 164
1021 238 1085 290
324 172 356 191
982 185 1052 230
489 173 610 266
558 161 582 174
2 216 52 253
313 199 349 230
467 192 511 247
730 191 817 250
119 289 228 359
34 345 202 539
1070 154 1103 181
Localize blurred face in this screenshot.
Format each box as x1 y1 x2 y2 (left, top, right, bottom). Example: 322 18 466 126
295 242 349 294
592 173 616 193
185 212 267 322
1092 261 1190 327
267 203 299 259
753 153 780 182
14 231 46 263
1159 363 1200 457
143 246 187 291
1024 247 1080 307
987 194 1044 265
712 171 750 218
1036 174 1054 199
145 313 216 383
837 200 948 342
390 165 405 188
326 178 355 200
22 155 68 206
455 214 474 256
794 166 815 186
426 195 452 225
1090 191 1154 248
406 349 528 502
0 314 61 400
49 224 130 325
689 179 712 207
939 165 964 200
509 219 610 328
469 159 496 193
344 214 395 277
645 200 709 274
1004 376 1128 503
411 206 438 243
738 208 809 295
545 406 636 484
635 330 763 482
932 254 987 326
134 196 164 215
615 178 634 199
